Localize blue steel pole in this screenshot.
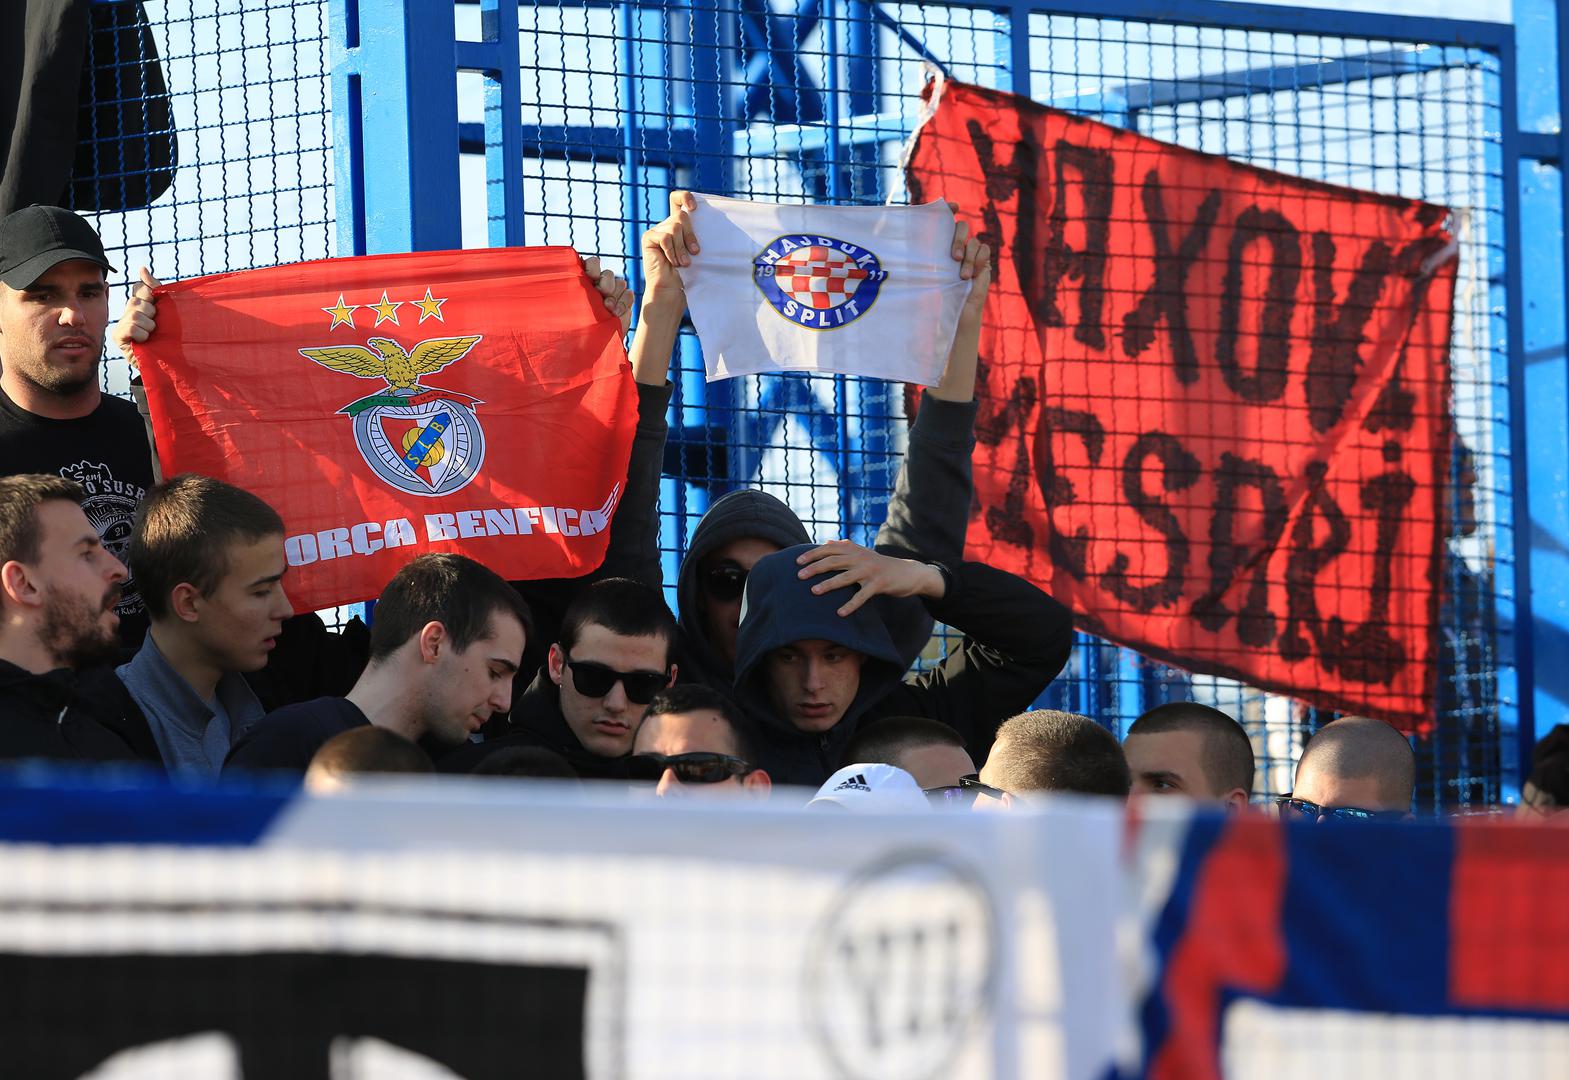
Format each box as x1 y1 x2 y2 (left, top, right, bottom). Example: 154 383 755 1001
823 0 852 539
622 0 647 290
678 0 737 584
1499 34 1540 792
846 0 890 545
475 0 525 246
328 0 462 254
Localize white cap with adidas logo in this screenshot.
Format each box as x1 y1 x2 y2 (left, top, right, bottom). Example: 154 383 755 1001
807 763 930 812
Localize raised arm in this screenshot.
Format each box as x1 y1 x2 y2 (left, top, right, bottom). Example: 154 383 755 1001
874 211 992 566
888 559 1073 764
112 266 165 482
586 194 695 587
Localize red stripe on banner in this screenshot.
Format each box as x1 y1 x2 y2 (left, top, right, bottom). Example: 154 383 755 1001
1450 820 1569 1011
1149 817 1288 1080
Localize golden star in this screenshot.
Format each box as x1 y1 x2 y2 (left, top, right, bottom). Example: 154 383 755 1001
414 287 448 324
370 290 403 326
322 294 357 330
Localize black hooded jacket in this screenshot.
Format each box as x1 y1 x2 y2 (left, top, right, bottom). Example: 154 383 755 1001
675 395 980 692
0 659 143 763
437 668 632 781
732 545 1074 787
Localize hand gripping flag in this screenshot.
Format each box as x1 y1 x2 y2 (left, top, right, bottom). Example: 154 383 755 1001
676 194 972 384
135 247 638 613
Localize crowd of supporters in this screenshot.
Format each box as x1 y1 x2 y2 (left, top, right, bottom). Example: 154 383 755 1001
0 199 1558 819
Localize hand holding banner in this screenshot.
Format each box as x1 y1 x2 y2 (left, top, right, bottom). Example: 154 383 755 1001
907 78 1458 726
135 247 638 613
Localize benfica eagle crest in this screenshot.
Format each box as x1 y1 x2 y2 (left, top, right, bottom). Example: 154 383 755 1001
300 334 488 497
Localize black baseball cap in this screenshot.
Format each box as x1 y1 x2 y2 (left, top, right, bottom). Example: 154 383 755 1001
0 205 116 289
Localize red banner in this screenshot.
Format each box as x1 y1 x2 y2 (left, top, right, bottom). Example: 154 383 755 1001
136 247 638 613
907 79 1457 726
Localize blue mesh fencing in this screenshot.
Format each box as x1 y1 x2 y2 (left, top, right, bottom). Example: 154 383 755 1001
74 0 1517 810
73 0 335 405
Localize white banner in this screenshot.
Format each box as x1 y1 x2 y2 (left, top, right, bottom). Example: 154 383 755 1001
0 780 1125 1080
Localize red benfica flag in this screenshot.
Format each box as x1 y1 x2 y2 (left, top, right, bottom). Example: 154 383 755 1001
907 78 1458 727
136 247 638 613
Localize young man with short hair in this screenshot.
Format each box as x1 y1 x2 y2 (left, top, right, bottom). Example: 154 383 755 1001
973 710 1131 807
1281 716 1414 821
630 683 771 797
441 577 676 779
1123 702 1254 811
0 473 139 761
0 206 156 646
841 715 976 791
226 553 531 774
731 541 1073 787
116 474 293 778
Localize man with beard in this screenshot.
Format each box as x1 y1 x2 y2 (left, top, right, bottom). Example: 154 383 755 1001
0 206 155 647
0 474 141 761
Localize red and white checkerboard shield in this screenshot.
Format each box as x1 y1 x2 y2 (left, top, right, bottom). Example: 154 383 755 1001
771 245 871 310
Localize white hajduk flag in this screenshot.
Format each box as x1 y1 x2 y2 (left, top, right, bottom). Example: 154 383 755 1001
677 195 971 384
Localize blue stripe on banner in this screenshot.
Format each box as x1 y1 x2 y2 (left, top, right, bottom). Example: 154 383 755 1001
1275 818 1455 1014
1129 810 1230 1080
0 765 296 846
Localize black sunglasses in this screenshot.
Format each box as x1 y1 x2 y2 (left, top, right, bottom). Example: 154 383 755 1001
923 784 978 808
702 562 748 603
627 751 754 784
565 657 667 705
958 773 1009 801
1274 795 1405 823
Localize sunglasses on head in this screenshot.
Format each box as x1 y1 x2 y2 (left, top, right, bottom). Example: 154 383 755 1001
702 562 748 603
627 751 754 784
1274 795 1405 823
565 657 667 705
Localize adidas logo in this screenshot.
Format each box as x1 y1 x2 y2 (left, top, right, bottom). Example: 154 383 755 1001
834 773 871 793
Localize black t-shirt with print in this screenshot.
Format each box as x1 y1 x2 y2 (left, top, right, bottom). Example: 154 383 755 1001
0 386 156 647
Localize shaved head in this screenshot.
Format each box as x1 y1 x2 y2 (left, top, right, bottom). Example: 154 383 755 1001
842 716 975 790
981 710 1130 798
1127 702 1254 801
1294 716 1414 813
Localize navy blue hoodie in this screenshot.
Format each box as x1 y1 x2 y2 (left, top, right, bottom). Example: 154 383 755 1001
733 544 1074 786
674 395 982 695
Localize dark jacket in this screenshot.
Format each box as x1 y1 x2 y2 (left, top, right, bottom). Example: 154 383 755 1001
223 696 371 775
732 545 1074 787
676 395 980 691
0 659 144 764
500 379 674 694
438 668 630 780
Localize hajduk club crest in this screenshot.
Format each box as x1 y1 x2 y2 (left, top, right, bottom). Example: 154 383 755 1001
753 234 887 330
301 288 486 497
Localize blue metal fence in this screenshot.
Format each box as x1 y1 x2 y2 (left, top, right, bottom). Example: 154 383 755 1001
73 0 1561 810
